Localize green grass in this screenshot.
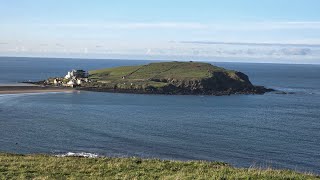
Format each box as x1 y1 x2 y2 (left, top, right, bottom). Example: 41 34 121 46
90 65 144 81
0 153 318 179
88 62 235 89
89 62 229 80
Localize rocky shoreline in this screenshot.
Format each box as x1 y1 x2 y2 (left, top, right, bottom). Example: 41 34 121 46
78 85 274 96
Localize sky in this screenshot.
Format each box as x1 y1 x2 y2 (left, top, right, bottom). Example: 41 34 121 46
1 0 320 63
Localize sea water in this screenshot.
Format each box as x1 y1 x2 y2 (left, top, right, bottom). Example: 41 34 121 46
0 57 319 174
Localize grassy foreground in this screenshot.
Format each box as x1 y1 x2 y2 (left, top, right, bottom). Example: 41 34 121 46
0 153 318 180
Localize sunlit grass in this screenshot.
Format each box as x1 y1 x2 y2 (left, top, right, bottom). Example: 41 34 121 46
0 153 318 179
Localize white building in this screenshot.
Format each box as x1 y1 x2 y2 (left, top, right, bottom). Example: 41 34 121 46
65 70 88 79
76 79 82 85
64 71 73 79
66 80 76 87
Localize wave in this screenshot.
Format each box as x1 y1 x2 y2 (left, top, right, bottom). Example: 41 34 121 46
55 152 99 158
272 87 320 95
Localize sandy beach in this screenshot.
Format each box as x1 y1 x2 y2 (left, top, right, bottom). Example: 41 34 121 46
0 86 75 94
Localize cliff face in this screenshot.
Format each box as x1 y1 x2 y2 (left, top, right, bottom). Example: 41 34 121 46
147 71 267 95
202 72 253 91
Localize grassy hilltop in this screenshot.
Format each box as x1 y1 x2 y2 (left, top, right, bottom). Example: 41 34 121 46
85 61 270 95
89 61 224 83
0 153 318 179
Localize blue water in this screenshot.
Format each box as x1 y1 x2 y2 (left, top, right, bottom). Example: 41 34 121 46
0 57 319 174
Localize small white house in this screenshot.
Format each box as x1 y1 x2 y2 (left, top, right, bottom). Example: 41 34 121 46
64 71 72 79
53 79 59 85
76 79 82 85
53 78 62 86
66 80 76 87
65 70 88 79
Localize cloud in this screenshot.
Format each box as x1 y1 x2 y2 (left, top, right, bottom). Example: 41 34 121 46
267 21 320 30
216 47 314 57
279 48 312 56
46 22 207 30
180 41 320 48
210 21 320 31
21 21 320 32
55 43 64 47
39 43 48 47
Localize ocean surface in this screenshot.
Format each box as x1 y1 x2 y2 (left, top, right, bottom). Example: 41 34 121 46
0 57 319 174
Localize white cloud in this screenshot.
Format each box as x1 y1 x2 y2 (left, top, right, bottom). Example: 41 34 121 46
37 21 320 31
2 21 320 63
41 22 207 30
180 41 320 47
231 21 320 30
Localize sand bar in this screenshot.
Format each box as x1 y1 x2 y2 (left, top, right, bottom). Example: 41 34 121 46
0 86 74 94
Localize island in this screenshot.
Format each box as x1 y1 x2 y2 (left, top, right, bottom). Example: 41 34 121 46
35 61 273 95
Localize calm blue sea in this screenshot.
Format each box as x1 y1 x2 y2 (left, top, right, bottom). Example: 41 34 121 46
0 57 319 174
